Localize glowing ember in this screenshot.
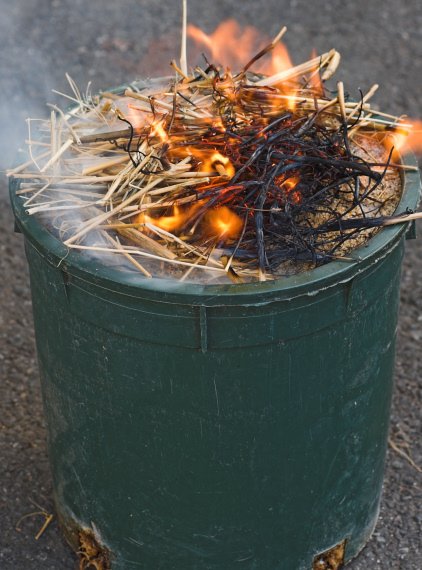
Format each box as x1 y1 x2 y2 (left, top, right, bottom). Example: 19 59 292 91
277 177 302 204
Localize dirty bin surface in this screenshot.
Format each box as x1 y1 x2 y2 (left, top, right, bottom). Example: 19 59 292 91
8 147 421 570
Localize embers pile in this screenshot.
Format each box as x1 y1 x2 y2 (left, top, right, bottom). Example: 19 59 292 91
8 21 420 283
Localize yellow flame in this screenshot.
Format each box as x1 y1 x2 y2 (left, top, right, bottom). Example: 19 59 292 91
382 120 422 159
204 152 236 178
205 206 243 239
150 120 168 143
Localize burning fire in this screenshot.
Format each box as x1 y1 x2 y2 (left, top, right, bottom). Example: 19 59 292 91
136 202 242 243
188 20 264 71
277 176 302 204
137 201 205 234
14 6 420 285
167 146 236 178
188 19 293 77
205 206 243 239
308 49 324 97
188 19 299 112
382 120 422 159
139 205 187 233
203 152 235 178
150 119 169 143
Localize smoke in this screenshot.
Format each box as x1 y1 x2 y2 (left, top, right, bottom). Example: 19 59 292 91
1 0 421 172
2 1 420 283
0 0 182 174
0 4 51 170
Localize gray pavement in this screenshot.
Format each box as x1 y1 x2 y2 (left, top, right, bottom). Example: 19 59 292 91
0 1 421 568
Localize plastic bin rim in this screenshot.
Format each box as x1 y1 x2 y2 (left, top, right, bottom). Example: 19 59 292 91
10 150 420 305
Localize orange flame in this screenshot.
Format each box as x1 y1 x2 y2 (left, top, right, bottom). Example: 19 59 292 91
205 206 243 239
308 49 324 96
137 204 198 233
382 120 422 159
124 104 148 129
136 202 242 241
188 20 261 71
203 152 236 178
150 119 168 143
188 20 300 113
170 146 236 178
267 42 294 76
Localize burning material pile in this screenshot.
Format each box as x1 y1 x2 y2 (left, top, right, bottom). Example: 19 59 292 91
8 11 421 283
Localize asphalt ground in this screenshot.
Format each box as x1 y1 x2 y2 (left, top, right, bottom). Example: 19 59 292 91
0 1 421 568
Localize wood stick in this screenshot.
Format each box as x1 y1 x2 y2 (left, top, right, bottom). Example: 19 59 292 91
116 226 177 259
256 49 335 87
321 50 341 81
171 59 189 80
180 0 188 76
240 90 370 110
78 128 139 144
24 140 51 147
101 152 152 202
144 222 221 265
82 155 130 176
356 115 413 128
64 177 162 245
34 514 54 541
50 110 57 168
388 437 422 473
125 89 174 111
381 212 422 226
20 187 105 199
125 88 204 119
40 138 73 173
47 103 82 144
27 203 96 215
67 244 227 272
23 182 50 207
6 150 51 176
104 232 152 278
337 82 347 123
347 84 379 122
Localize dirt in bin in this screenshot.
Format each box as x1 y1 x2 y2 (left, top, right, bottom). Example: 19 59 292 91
0 0 421 569
289 135 403 273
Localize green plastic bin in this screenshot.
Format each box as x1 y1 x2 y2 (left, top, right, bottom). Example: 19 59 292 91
9 153 420 570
